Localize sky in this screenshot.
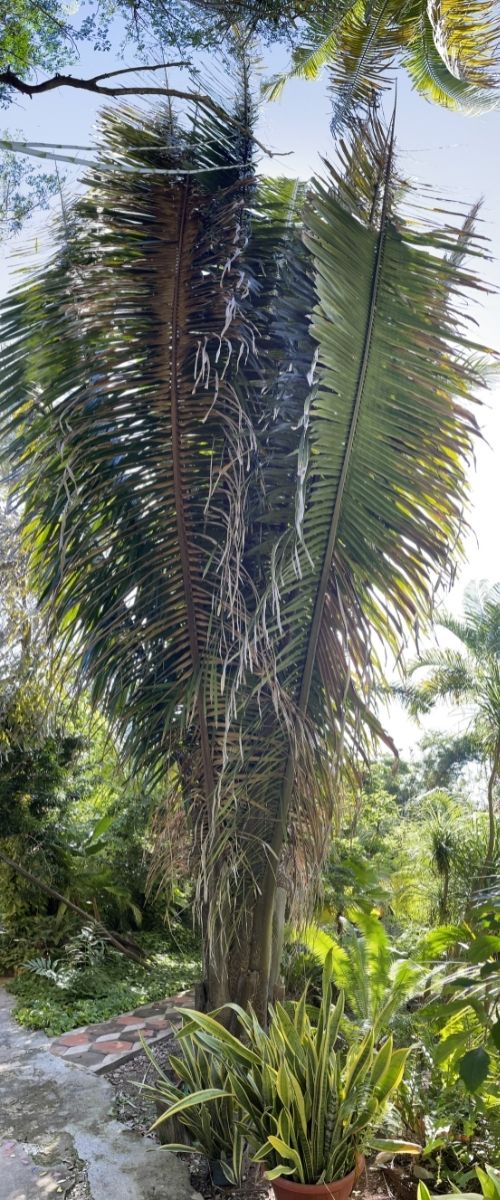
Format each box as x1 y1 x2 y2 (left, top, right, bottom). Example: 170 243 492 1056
2 24 500 755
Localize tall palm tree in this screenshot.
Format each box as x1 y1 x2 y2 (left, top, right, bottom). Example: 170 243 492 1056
266 0 500 128
403 582 500 864
0 76 489 1017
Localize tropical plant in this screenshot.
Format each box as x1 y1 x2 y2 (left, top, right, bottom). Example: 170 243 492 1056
292 911 424 1038
393 1050 497 1191
144 1034 245 1185
402 582 500 864
418 1164 500 1200
265 0 500 127
156 954 418 1185
416 882 500 1093
0 71 490 1016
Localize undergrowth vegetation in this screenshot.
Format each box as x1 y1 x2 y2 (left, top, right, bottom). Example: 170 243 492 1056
6 931 200 1036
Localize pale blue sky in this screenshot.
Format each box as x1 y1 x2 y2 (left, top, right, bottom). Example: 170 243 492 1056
2 29 500 754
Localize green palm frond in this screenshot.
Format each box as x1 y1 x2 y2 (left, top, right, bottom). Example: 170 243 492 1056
404 584 500 719
404 1 500 113
264 0 358 98
405 648 478 709
249 112 487 879
327 0 401 134
0 88 492 1007
266 0 500 122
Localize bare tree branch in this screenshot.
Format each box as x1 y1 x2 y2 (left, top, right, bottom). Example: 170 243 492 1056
0 62 192 96
0 65 283 158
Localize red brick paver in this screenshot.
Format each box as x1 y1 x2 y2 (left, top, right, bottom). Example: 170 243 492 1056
49 988 195 1073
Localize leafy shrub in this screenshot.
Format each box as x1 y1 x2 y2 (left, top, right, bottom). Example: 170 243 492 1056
145 1036 245 1185
158 955 415 1186
281 941 324 1003
7 934 200 1036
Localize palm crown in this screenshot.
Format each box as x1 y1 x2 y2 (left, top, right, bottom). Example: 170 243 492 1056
0 73 490 1011
266 0 500 128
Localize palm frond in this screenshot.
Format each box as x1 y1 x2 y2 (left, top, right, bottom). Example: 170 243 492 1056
328 0 400 135
266 0 500 122
251 112 487 868
0 82 259 804
0 91 492 1007
405 648 478 710
404 2 500 113
263 0 358 99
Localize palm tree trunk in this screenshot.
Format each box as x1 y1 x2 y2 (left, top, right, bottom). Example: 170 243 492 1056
439 865 450 924
198 880 278 1025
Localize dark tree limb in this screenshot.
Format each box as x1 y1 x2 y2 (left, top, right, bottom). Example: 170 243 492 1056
0 63 194 98
0 65 285 158
0 847 147 964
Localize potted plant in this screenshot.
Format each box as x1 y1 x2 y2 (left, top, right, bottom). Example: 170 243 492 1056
155 953 417 1199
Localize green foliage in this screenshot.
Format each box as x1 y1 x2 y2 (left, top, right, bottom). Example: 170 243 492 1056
282 941 325 1004
0 142 60 240
402 581 500 862
395 1040 499 1189
0 0 76 81
0 0 306 113
6 932 200 1036
159 956 414 1185
418 1164 500 1200
0 78 490 1012
292 912 424 1039
416 889 500 1094
265 1 500 123
145 1035 245 1185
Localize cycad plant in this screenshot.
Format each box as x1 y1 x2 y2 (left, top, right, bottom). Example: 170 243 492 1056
0 72 490 1016
265 0 500 127
292 910 424 1038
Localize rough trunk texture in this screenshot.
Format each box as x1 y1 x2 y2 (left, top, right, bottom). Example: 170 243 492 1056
196 856 284 1026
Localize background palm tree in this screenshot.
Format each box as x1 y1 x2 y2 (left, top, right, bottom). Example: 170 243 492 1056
0 74 490 1017
266 0 500 129
402 581 500 864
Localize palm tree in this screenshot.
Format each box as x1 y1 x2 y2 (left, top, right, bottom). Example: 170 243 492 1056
265 0 500 128
403 582 500 864
0 76 489 1017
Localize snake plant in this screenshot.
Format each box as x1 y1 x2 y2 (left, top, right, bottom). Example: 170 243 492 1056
156 953 418 1184
142 1033 245 1185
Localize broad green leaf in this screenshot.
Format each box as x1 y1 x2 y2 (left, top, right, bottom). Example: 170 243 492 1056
458 1047 491 1093
371 1139 422 1155
150 1088 230 1129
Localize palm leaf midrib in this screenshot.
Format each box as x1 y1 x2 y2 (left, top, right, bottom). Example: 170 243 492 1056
158 175 216 797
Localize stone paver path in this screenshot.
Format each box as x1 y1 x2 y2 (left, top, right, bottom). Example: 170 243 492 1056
50 988 195 1072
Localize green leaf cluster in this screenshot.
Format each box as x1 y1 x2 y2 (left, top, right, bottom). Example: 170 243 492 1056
155 954 414 1185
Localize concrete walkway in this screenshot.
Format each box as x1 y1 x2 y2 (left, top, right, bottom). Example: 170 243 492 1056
0 990 201 1200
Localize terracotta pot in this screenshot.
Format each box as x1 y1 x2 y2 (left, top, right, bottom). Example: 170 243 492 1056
271 1157 364 1200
